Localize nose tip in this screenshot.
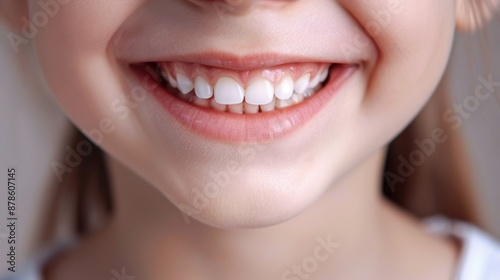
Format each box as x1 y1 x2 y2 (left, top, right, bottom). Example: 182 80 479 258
186 0 298 15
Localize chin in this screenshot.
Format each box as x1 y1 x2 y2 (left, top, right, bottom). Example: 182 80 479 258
164 166 328 229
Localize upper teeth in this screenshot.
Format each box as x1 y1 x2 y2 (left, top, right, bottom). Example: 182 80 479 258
275 76 294 100
194 76 213 99
214 77 245 105
294 73 310 94
161 67 329 106
177 73 194 94
245 78 274 105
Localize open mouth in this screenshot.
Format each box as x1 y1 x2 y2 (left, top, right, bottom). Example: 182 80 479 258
155 62 332 114
134 60 358 142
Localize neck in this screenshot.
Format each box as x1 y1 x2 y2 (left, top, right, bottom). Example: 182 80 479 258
110 148 389 280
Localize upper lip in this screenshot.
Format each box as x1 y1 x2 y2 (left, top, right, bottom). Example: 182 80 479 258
113 26 375 70
147 52 338 71
122 51 363 72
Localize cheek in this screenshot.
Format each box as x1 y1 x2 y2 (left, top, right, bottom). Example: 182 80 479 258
31 1 141 136
31 1 158 175
31 0 142 120
340 0 456 141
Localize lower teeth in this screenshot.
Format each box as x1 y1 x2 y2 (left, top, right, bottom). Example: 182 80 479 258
163 83 324 114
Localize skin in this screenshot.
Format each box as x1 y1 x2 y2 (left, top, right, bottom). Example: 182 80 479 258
1 0 498 279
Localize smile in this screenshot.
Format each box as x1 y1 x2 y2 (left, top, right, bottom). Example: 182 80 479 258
156 61 331 113
133 57 358 142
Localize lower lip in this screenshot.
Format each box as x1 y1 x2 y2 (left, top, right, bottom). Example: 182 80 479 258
133 64 358 142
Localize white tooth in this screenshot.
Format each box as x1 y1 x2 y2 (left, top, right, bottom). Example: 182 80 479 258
244 102 259 114
245 78 274 105
275 76 294 100
291 93 304 104
260 97 276 112
308 73 321 88
294 73 310 94
276 98 294 109
319 68 329 82
302 88 316 98
214 77 244 105
165 72 178 88
193 96 210 108
210 98 227 112
177 73 194 94
228 104 243 114
194 76 213 99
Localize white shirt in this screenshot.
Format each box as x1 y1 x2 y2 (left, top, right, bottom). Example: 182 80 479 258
425 216 500 280
1 217 500 280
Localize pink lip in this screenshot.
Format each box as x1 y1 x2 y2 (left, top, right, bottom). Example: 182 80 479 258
133 52 355 70
132 63 358 142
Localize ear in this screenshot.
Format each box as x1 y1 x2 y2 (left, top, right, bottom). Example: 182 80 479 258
0 1 28 30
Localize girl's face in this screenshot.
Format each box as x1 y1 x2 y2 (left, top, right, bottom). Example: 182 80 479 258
23 0 457 227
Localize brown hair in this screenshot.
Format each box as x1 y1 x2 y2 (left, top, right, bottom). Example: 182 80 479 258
383 72 481 225
37 132 112 245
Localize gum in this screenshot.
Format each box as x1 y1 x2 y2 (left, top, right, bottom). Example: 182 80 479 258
157 61 331 87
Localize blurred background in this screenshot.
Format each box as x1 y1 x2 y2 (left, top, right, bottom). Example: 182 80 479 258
0 20 499 272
